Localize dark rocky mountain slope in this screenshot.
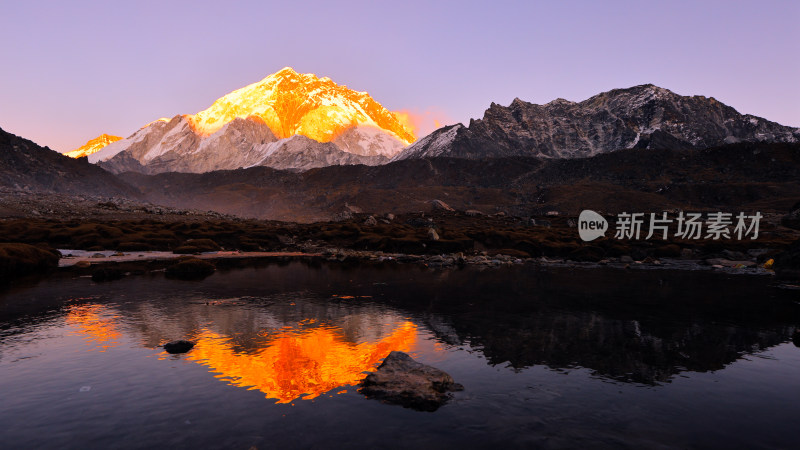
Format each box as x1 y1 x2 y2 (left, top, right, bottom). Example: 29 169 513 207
0 127 139 197
394 84 799 160
121 142 800 222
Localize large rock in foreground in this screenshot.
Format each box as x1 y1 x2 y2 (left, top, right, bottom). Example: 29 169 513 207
359 351 463 411
0 243 60 280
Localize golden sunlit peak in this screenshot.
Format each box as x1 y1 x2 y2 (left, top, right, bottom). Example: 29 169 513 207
65 134 123 158
187 67 416 145
141 117 171 129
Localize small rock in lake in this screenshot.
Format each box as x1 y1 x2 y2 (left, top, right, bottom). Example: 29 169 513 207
164 340 195 354
359 351 463 412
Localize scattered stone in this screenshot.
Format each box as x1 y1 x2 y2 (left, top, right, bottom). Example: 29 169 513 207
427 228 440 241
407 217 434 227
363 215 378 226
430 199 455 212
705 258 756 268
91 253 106 258
359 351 463 411
343 204 363 214
333 210 353 222
164 340 195 354
620 255 634 263
385 213 395 221
465 210 483 217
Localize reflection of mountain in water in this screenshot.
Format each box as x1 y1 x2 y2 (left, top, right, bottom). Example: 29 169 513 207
401 267 800 384
187 322 416 403
2 262 799 389
428 310 794 384
61 293 419 403
65 304 122 352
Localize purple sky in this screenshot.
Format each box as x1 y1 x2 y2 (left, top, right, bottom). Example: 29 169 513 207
1 0 798 152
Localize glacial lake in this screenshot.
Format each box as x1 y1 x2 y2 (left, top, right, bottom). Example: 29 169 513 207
1 261 799 449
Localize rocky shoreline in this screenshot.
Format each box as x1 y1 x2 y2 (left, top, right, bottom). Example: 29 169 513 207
2 193 799 285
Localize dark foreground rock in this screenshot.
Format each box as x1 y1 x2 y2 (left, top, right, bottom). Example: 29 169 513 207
359 351 463 411
0 243 60 281
164 258 216 280
164 340 195 354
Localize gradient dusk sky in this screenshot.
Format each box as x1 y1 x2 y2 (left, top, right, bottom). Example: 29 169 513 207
1 0 798 152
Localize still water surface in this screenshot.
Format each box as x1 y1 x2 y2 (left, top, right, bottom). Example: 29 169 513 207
1 262 799 449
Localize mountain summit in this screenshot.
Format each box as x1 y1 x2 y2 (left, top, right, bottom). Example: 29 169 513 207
89 67 415 173
64 134 122 158
393 84 800 160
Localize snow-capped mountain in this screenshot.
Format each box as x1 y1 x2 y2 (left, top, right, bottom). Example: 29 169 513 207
391 124 464 161
64 134 122 158
89 67 415 173
392 84 800 160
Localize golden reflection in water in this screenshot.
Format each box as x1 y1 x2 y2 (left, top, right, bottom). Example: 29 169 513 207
186 321 418 403
65 304 122 352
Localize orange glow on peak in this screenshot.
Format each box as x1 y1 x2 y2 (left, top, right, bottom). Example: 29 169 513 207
185 321 418 403
65 134 123 158
187 69 416 145
392 111 418 137
392 109 451 139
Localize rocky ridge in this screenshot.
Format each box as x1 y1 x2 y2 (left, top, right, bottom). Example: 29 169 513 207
394 84 799 160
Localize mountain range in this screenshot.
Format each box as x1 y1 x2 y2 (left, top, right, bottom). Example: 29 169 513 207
3 73 800 221
68 73 799 175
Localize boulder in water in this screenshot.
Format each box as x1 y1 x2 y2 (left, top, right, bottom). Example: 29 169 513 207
164 340 195 354
359 351 463 411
